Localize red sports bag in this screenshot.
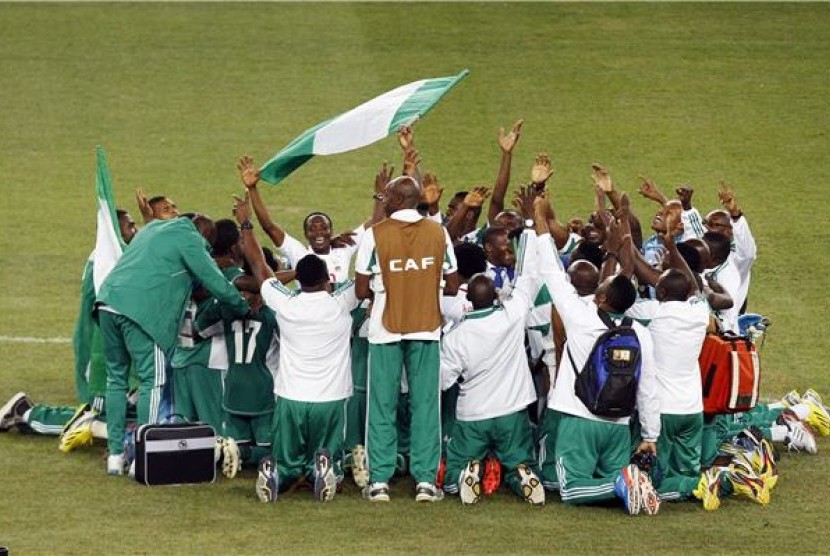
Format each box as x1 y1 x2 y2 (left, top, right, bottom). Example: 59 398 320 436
699 333 761 415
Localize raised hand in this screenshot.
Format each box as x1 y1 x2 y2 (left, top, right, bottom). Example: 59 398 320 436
638 176 667 204
397 124 415 151
533 193 550 218
591 163 612 193
604 216 625 255
135 188 153 223
676 185 694 210
718 180 739 216
463 186 491 208
498 119 524 153
403 147 421 177
512 184 539 218
375 161 394 194
531 153 555 186
237 156 260 189
232 193 252 225
420 173 444 206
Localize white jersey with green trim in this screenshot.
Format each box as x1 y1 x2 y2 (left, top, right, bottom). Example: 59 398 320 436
626 296 709 414
440 230 539 421
705 258 741 332
260 278 358 402
536 233 661 441
280 225 365 283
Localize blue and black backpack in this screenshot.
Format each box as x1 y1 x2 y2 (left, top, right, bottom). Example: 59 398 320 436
567 310 642 418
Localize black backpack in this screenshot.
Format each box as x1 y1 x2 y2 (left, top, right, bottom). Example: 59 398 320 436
567 310 642 418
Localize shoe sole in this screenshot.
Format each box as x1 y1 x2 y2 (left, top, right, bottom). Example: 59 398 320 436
0 392 26 432
517 465 545 506
459 461 482 505
222 439 240 479
619 466 642 515
256 460 278 503
352 445 370 488
314 451 336 502
637 473 660 515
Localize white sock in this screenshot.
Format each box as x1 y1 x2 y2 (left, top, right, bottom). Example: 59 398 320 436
770 425 788 443
22 408 32 423
91 420 108 439
791 404 811 421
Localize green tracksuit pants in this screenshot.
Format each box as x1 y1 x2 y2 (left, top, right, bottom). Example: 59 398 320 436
445 410 539 499
367 340 440 484
271 397 347 490
538 408 562 491
23 405 77 435
345 333 369 451
100 312 166 456
657 413 703 500
555 413 630 505
173 364 224 434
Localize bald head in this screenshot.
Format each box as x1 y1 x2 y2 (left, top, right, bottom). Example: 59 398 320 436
466 274 497 310
568 260 600 296
705 209 733 239
384 176 421 216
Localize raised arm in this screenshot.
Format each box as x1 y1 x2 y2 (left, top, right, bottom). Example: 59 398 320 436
488 119 523 224
232 192 275 287
638 177 668 206
719 181 757 262
367 162 393 227
661 206 699 295
398 125 422 185
238 155 287 247
420 173 445 219
446 187 489 243
135 188 154 225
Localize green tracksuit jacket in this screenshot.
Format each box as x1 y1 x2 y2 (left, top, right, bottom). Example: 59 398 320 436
96 218 249 352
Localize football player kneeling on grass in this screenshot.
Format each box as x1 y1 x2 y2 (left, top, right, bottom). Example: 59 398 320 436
534 192 662 516
234 195 359 503
440 228 544 505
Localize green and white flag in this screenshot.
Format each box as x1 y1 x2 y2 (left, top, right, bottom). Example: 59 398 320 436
72 146 123 403
92 145 124 293
259 69 469 185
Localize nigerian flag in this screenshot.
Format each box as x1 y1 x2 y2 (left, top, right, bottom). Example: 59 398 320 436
92 145 125 293
259 69 469 185
72 146 123 404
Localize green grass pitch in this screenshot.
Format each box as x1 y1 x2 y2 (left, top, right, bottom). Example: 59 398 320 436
1 2 829 554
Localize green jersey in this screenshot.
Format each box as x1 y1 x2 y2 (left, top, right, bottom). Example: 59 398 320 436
172 266 245 369
198 301 279 416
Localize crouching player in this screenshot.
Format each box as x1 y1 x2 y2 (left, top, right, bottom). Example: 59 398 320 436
196 287 279 479
440 228 544 505
234 195 359 503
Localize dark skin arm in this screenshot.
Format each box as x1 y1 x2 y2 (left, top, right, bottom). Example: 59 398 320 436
488 119 523 224
630 243 663 287
446 187 489 243
355 273 372 301
238 156 287 247
232 193 274 287
420 173 444 218
705 276 734 310
661 210 699 295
